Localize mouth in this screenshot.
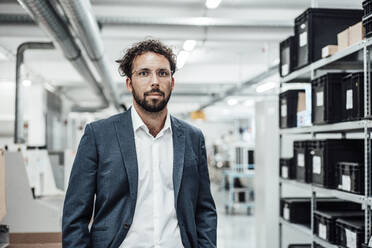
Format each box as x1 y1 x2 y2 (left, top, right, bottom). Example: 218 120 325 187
145 91 164 97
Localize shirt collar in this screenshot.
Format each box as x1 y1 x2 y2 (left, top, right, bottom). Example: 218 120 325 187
131 106 172 136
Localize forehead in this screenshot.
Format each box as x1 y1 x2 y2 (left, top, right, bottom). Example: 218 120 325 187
132 52 170 70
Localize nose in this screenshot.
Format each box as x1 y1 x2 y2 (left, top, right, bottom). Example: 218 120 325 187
150 71 159 86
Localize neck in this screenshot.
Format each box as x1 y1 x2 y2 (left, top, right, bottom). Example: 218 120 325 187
133 102 168 137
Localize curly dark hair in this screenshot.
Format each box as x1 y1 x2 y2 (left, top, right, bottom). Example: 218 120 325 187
116 39 177 79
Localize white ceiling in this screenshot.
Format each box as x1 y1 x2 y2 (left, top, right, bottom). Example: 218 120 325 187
0 0 364 118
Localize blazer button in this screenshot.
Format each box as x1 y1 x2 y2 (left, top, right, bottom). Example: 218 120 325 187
124 223 130 229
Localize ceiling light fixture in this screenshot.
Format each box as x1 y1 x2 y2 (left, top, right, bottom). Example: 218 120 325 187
177 50 190 69
227 98 238 106
205 0 222 9
256 82 277 93
183 40 197 52
22 79 32 87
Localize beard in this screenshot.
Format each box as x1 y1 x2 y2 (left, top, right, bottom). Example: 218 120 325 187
132 86 172 113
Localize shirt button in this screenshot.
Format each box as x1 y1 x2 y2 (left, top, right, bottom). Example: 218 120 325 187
124 223 130 229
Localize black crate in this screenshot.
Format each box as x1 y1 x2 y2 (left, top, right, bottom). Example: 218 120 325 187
315 198 362 211
280 158 296 179
362 244 371 248
364 17 372 38
342 72 364 121
336 162 364 195
310 139 364 188
295 8 363 69
288 245 311 248
280 36 296 77
280 198 311 225
312 73 348 125
280 90 305 128
314 210 364 244
336 216 364 248
294 140 312 183
363 0 372 18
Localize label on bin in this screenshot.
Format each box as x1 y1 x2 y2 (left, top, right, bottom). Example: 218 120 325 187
283 206 290 220
281 103 287 117
346 89 353 110
281 64 289 76
342 175 351 191
316 92 324 107
299 32 307 47
313 156 321 174
297 153 305 167
281 166 288 178
318 223 327 240
345 228 357 248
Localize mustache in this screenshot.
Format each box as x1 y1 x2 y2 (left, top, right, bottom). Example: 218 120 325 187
144 88 165 97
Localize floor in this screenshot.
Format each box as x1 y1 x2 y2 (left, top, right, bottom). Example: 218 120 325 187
211 183 256 248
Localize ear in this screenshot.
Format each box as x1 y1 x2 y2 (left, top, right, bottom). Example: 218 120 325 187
170 76 175 90
126 77 133 92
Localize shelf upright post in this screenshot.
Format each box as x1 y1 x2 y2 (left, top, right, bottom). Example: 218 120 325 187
364 41 372 244
279 133 283 248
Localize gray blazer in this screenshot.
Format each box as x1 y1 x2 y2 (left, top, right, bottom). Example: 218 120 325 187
62 108 217 248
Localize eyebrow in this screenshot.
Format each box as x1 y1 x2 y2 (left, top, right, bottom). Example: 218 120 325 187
136 67 170 71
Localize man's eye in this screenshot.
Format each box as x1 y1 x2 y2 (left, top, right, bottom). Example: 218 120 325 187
138 71 148 76
159 70 170 77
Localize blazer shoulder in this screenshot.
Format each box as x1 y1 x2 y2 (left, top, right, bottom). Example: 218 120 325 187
171 115 203 138
89 112 125 131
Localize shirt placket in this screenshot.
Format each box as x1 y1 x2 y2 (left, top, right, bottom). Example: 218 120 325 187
153 137 160 247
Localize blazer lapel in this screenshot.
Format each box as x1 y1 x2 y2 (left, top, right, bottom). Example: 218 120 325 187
114 108 138 201
171 116 185 209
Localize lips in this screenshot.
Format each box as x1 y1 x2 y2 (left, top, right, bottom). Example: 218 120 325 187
144 90 164 97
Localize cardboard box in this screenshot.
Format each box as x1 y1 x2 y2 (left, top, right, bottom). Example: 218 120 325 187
0 149 6 222
349 22 365 46
9 232 62 248
322 45 338 58
337 28 349 51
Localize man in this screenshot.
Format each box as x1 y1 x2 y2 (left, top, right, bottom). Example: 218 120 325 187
62 39 217 248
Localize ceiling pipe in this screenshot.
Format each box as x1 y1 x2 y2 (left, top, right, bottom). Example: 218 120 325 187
197 64 279 110
57 0 122 111
16 0 110 112
14 42 54 144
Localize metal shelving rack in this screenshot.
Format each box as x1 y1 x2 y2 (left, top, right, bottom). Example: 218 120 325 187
278 38 372 248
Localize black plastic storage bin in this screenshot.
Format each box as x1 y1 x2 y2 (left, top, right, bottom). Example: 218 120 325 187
310 139 364 188
314 210 364 244
280 36 296 77
336 162 364 195
336 216 364 248
294 8 363 69
364 17 372 38
363 0 372 18
342 72 364 121
312 73 348 125
280 158 295 179
288 245 311 248
280 198 311 225
280 90 305 128
294 140 312 183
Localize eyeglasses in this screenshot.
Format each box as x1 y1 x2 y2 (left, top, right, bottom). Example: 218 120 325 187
131 68 172 82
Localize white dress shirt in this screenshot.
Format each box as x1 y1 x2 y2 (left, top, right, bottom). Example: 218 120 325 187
120 107 184 248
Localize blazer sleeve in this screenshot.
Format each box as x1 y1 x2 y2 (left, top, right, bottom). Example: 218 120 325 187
62 123 97 248
196 132 218 247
